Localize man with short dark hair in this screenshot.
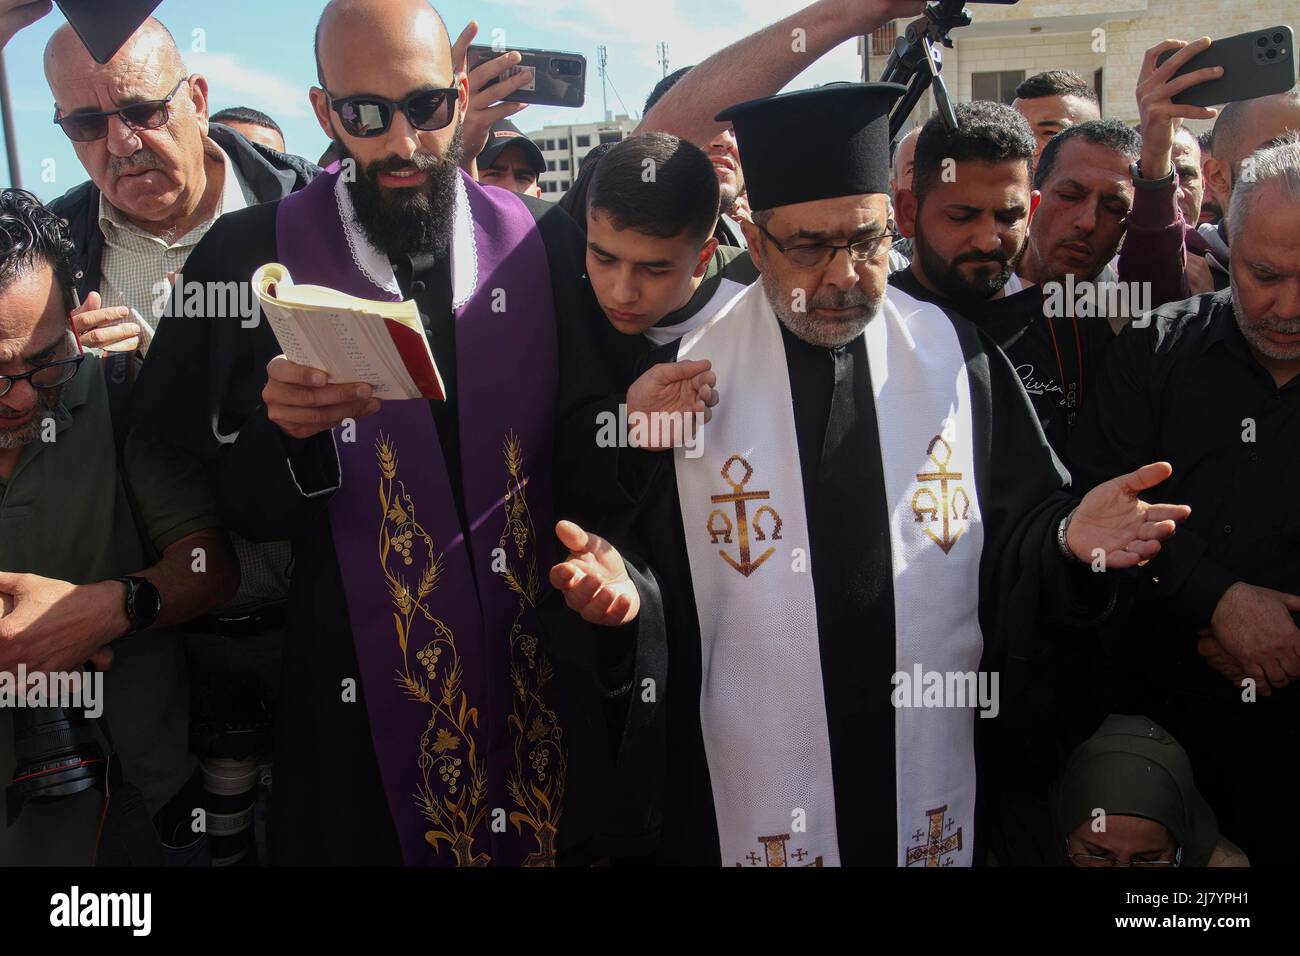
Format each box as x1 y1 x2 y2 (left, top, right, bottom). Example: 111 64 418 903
210 106 287 153
1019 120 1144 338
892 103 1088 457
1012 70 1102 162
895 101 1036 305
0 188 239 865
1019 119 1141 291
585 133 755 349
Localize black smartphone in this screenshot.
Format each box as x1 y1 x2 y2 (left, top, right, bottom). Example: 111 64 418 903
54 0 162 65
467 45 586 108
1156 26 1296 107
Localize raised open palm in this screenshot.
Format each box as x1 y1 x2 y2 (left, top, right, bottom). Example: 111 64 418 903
1066 462 1191 569
549 521 640 627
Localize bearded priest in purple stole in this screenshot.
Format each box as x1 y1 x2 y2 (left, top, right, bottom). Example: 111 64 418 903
129 0 676 865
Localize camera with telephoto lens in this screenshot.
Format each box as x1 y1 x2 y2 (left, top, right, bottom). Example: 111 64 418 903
6 704 105 825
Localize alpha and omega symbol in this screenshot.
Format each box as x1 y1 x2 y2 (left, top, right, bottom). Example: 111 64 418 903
911 435 971 555
707 455 783 578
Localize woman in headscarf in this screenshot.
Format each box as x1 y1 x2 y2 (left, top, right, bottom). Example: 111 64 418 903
1055 714 1249 867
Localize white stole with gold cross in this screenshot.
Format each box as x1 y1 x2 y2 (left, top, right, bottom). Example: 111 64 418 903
674 282 984 868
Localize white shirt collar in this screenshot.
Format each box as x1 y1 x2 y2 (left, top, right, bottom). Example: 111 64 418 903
333 169 478 306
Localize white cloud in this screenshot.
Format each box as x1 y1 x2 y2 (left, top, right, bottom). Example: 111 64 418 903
188 51 312 118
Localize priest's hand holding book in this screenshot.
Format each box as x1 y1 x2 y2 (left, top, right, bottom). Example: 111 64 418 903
263 357 382 441
1063 461 1192 568
253 263 445 440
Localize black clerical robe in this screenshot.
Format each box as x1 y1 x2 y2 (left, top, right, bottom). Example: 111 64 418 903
603 293 1111 866
889 268 1111 476
130 191 633 865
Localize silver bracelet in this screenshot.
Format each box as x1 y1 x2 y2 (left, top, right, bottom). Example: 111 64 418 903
1057 507 1078 562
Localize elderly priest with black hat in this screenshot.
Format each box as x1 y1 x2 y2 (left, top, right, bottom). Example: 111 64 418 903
549 83 1195 867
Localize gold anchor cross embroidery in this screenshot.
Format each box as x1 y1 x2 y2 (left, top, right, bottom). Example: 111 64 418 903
911 436 971 555
707 454 783 578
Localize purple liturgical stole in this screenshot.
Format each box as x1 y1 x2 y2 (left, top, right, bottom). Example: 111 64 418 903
276 167 564 866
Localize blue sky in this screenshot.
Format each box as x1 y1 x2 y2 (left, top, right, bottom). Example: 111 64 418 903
2 0 865 202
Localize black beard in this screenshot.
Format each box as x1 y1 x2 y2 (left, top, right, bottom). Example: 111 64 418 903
914 228 1024 303
335 124 464 259
719 188 738 219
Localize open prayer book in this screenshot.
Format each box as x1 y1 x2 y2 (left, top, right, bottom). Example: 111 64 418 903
252 263 445 401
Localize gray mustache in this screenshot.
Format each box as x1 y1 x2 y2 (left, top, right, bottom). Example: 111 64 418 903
810 288 876 310
109 151 163 176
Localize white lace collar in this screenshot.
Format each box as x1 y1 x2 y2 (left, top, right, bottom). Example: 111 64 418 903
332 170 478 307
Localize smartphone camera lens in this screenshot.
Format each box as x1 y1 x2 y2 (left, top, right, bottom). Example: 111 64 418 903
1274 32 1285 43
1267 48 1278 59
1258 36 1268 47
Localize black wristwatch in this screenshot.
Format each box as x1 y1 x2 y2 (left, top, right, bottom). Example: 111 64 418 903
1130 160 1177 190
113 576 162 635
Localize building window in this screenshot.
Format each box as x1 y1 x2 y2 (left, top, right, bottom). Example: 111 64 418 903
561 180 570 190
558 138 569 150
545 139 556 151
971 70 1025 106
869 21 897 58
547 160 556 172
577 135 591 147
559 159 570 171
599 131 622 144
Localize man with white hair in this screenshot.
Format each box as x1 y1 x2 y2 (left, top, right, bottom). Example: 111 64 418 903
1069 135 1300 867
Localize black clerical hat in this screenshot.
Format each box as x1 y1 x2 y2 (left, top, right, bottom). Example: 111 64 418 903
715 82 906 211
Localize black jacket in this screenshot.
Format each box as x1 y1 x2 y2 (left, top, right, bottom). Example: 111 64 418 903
47 123 318 298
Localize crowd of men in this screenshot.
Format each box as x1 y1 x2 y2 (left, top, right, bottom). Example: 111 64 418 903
0 0 1296 869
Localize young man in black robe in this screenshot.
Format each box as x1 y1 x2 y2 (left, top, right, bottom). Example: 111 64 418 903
547 83 1192 867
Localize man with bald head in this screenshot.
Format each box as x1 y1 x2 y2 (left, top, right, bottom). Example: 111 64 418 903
131 0 670 867
45 17 314 341
888 125 920 266
1194 89 1300 290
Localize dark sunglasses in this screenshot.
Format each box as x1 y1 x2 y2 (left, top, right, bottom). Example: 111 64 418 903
53 77 189 143
325 87 459 138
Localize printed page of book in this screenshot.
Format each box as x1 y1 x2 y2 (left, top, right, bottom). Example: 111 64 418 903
252 264 444 400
